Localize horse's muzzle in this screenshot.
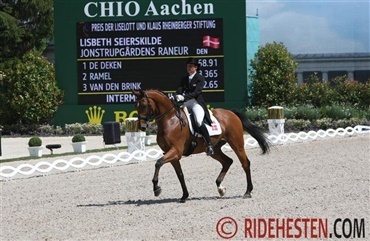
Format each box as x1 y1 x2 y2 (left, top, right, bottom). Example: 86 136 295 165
139 121 148 131
140 126 147 131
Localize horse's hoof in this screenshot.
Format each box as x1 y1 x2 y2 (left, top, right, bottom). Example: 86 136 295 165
179 193 189 203
243 193 252 199
218 186 226 197
154 187 162 197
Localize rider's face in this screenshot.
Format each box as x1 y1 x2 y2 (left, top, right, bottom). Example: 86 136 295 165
186 64 197 75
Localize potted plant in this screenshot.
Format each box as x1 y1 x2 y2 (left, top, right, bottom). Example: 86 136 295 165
71 134 87 153
28 136 43 157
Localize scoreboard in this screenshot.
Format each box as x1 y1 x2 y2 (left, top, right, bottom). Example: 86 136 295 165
54 0 247 125
76 19 224 104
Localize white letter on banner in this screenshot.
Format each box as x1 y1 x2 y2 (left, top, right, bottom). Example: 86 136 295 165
84 2 98 18
145 1 159 16
126 1 140 16
100 2 114 17
171 4 180 15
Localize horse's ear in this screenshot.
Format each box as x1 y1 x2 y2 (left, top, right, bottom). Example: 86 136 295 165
131 88 142 96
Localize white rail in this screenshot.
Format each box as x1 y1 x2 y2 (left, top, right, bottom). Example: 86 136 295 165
238 125 370 150
1 125 369 179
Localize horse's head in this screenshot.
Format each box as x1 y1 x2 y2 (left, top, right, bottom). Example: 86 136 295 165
132 89 176 131
132 89 154 131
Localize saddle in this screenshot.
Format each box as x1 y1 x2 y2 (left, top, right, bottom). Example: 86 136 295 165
183 106 222 136
182 106 222 156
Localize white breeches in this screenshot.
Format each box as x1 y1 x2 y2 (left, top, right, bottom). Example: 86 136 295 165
192 103 205 127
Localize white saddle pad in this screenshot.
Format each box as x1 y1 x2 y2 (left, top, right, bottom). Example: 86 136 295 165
183 107 222 136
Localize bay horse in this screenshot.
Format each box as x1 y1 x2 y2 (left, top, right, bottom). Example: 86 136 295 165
132 89 270 203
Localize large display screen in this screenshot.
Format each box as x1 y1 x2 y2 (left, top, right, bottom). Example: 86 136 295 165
76 18 224 104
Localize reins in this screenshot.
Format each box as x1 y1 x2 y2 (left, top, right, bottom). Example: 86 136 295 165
153 104 175 123
173 99 186 126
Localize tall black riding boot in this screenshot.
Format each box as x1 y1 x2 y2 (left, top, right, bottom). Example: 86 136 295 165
199 123 214 156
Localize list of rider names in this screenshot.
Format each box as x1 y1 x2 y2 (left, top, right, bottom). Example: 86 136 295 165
77 19 224 104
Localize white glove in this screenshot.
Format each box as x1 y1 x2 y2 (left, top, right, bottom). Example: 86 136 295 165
176 95 185 102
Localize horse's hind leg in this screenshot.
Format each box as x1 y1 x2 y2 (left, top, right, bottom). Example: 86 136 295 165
211 141 233 197
228 140 253 198
242 156 253 198
237 151 253 198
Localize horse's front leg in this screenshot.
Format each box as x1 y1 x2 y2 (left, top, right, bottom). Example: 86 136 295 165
152 157 164 197
171 160 189 203
152 148 183 199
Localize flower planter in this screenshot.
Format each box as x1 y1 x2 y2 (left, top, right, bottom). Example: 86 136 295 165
71 142 87 153
28 146 43 157
145 135 151 145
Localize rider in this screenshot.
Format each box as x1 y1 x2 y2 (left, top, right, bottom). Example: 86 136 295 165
175 57 214 156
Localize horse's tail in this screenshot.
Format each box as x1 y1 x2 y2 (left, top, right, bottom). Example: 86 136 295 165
231 109 270 154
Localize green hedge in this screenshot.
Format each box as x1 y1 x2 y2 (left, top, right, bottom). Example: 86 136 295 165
252 118 368 132
251 74 370 109
244 104 369 132
1 104 368 135
246 105 370 122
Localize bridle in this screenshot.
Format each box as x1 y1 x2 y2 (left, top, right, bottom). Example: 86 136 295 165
137 92 155 123
136 91 186 126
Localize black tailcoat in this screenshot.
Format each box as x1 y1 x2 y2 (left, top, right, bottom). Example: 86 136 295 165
176 73 212 125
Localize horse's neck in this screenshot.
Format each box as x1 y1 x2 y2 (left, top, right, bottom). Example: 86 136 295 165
151 92 173 115
150 92 178 124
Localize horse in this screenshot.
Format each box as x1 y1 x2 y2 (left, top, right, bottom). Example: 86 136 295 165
132 89 270 203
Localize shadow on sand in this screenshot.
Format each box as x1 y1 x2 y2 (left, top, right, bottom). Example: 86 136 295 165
77 195 243 207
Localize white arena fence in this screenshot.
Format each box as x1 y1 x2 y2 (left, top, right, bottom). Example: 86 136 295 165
1 125 369 180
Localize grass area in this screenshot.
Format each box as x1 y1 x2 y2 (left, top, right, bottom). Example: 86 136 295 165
0 142 159 164
0 147 122 164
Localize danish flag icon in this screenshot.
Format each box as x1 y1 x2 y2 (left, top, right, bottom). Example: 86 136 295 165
202 36 220 49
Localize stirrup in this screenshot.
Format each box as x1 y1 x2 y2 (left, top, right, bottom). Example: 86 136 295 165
206 145 214 156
